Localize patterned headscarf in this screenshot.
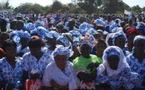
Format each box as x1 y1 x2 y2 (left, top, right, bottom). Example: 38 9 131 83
112 31 127 45
105 33 114 46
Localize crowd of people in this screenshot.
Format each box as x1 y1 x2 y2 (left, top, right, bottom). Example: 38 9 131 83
0 13 145 90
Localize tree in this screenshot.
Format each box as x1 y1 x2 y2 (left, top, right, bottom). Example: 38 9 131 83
117 1 131 13
132 5 142 14
0 0 11 10
77 0 102 14
103 0 121 14
51 0 63 12
143 7 145 11
14 3 44 14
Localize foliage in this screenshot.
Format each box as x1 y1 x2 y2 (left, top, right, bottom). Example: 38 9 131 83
51 0 63 12
14 3 45 14
131 5 142 14
12 0 144 14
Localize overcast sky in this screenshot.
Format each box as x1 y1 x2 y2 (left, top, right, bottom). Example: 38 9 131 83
0 0 145 8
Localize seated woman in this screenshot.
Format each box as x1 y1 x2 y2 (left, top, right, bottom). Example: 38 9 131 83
0 39 23 90
127 35 145 88
94 39 107 63
42 45 78 90
22 36 52 82
96 46 141 90
112 31 130 56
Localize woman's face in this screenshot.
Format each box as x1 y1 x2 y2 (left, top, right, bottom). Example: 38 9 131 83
134 40 145 54
94 34 102 40
115 36 126 49
95 42 107 57
127 35 136 51
46 38 56 47
29 47 41 56
80 44 91 57
5 46 16 59
54 55 67 70
107 55 120 70
20 38 29 47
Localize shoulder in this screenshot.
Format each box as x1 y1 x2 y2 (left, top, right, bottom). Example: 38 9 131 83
90 54 97 57
0 58 6 64
127 53 134 59
73 56 80 64
46 62 55 70
126 53 135 63
97 64 106 75
22 52 31 58
90 54 99 60
67 61 74 67
90 54 101 62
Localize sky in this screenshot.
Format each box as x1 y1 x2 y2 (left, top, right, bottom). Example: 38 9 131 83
0 0 145 8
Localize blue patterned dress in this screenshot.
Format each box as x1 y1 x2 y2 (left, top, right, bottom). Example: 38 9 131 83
22 52 51 78
0 57 23 85
127 53 145 87
96 65 142 90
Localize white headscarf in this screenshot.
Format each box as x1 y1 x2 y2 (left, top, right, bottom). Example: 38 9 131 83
98 46 129 77
52 45 73 60
105 33 114 46
133 35 145 44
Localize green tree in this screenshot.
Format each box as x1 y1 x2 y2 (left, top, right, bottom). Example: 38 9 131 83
77 0 102 14
14 3 44 14
117 1 130 14
103 0 120 14
0 0 11 10
143 7 145 11
132 5 142 14
51 0 63 12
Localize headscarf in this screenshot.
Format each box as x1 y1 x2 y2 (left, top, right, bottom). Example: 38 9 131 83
56 35 72 48
10 31 31 44
126 27 139 37
45 31 60 40
79 22 92 35
31 26 49 38
133 35 145 45
98 46 129 77
80 33 96 48
95 18 105 27
112 31 127 45
52 45 73 60
25 22 35 31
105 33 114 46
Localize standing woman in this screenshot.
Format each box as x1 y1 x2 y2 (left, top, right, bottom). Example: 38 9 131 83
0 39 23 90
42 45 78 90
127 35 145 88
96 46 141 90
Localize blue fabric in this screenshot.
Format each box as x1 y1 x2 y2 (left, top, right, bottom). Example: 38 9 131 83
0 58 23 85
22 52 51 77
31 26 49 38
96 67 141 89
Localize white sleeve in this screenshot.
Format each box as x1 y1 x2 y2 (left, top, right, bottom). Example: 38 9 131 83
42 64 52 87
22 54 29 71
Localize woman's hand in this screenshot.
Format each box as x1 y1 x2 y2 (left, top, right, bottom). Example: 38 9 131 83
50 79 68 90
6 83 14 90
